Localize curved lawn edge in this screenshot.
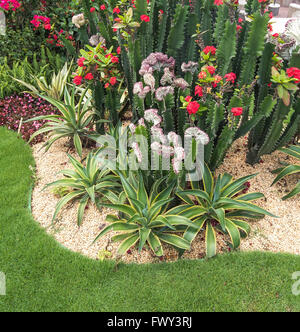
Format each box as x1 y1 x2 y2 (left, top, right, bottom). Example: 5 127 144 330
0 127 299 312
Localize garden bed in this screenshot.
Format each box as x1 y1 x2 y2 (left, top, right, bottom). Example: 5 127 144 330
31 137 300 263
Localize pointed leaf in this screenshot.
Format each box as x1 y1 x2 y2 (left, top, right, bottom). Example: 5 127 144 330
118 234 139 255
158 233 191 250
225 219 241 249
206 222 217 258
138 228 151 252
148 232 163 257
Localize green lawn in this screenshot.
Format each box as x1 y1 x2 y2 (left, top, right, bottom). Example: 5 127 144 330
0 127 299 312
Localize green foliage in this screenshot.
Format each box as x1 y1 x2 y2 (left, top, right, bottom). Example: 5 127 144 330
13 62 73 101
46 153 120 226
0 47 66 99
0 27 45 65
26 87 94 157
95 172 195 256
176 164 277 258
0 58 36 98
271 145 300 200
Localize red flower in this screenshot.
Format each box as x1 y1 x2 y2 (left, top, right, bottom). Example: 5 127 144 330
272 33 279 38
141 15 150 22
111 56 119 64
195 86 203 97
203 46 217 55
30 19 40 28
73 76 83 86
100 5 106 10
90 7 96 13
105 83 110 89
236 25 242 32
214 0 223 5
44 23 51 30
224 72 236 84
110 77 117 85
187 101 200 115
206 66 216 75
198 71 207 79
286 67 300 84
85 73 94 81
117 46 121 55
185 96 192 103
231 107 243 116
113 7 120 14
268 23 273 32
77 57 85 67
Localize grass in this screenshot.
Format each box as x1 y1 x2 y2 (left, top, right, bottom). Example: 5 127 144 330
0 127 299 312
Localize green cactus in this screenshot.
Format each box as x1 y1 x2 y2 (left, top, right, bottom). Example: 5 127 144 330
247 98 300 164
239 12 269 86
167 5 189 58
214 5 229 47
246 48 300 165
216 20 237 76
200 0 214 46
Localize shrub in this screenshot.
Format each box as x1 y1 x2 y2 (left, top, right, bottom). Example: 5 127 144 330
26 87 94 157
14 61 73 101
0 93 56 143
45 153 121 226
175 164 277 258
95 172 195 256
73 44 122 131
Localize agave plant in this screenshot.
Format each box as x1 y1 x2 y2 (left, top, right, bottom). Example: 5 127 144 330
13 61 72 101
45 153 121 226
94 172 197 257
26 87 94 157
174 164 277 258
271 145 300 200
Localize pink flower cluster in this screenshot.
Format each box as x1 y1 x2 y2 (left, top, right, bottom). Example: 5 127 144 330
30 15 51 30
0 0 20 11
0 94 56 143
134 53 189 101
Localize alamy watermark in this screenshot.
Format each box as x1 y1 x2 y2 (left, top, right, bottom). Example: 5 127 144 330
292 272 300 296
0 272 6 296
94 126 208 182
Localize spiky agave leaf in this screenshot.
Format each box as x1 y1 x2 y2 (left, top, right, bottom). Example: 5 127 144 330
94 174 197 256
175 164 277 258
